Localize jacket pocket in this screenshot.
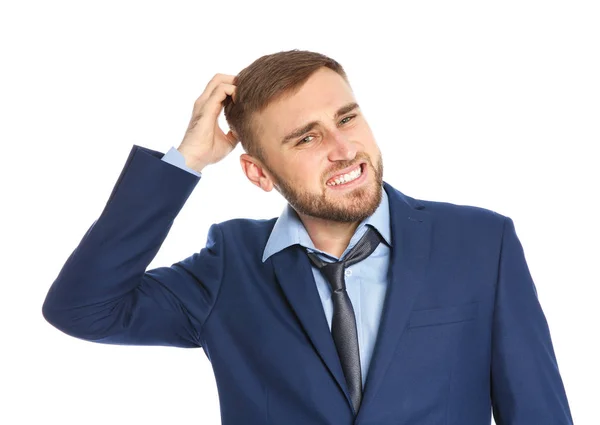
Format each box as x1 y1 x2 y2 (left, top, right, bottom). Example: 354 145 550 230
408 302 478 328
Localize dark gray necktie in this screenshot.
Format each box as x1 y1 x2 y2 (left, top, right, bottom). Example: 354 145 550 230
305 226 382 415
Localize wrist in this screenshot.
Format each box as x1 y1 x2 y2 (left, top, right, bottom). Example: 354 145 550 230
177 146 208 173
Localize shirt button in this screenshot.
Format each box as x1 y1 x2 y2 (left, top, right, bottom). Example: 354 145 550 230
345 269 352 277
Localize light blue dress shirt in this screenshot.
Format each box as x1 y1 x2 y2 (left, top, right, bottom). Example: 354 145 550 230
161 146 392 389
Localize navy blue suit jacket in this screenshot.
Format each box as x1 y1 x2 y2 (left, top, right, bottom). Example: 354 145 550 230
42 145 573 424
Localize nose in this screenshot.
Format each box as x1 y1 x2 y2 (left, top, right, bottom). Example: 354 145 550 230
327 129 357 162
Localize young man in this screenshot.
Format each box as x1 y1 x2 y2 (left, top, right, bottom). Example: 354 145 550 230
42 49 573 424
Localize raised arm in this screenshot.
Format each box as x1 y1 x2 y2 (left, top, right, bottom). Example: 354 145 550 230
42 73 240 347
42 145 221 347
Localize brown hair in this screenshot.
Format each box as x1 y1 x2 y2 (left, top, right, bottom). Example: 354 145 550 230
223 49 349 164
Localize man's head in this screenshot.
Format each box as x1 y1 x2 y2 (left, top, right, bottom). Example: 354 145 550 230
223 49 383 223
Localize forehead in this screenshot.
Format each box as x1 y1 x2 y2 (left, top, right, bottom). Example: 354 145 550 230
255 68 355 139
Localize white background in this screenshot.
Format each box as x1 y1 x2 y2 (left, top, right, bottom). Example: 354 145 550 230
1 0 598 423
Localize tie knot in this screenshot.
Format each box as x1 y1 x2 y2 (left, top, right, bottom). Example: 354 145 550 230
305 226 382 292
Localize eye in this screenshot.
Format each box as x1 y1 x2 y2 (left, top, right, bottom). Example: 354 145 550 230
297 135 313 145
340 115 356 125
295 115 357 146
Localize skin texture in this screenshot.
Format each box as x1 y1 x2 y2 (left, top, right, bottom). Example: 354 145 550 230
239 67 384 257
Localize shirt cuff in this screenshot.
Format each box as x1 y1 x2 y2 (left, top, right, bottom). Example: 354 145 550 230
161 147 202 178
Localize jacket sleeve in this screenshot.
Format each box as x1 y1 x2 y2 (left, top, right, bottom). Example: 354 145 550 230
42 145 224 348
490 216 573 424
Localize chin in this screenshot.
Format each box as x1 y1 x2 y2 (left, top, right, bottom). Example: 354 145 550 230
274 159 383 222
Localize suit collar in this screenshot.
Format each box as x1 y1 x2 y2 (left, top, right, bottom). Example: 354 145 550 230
269 181 432 417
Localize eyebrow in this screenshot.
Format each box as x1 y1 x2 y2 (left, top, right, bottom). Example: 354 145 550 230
280 102 360 145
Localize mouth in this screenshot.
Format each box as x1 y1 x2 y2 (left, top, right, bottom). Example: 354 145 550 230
325 163 367 190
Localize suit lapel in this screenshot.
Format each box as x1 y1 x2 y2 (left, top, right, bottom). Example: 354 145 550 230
270 182 432 417
356 183 432 421
271 247 354 409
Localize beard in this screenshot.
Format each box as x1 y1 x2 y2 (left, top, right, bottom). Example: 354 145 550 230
266 152 384 223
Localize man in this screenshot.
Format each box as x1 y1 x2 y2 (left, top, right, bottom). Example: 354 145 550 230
42 49 573 424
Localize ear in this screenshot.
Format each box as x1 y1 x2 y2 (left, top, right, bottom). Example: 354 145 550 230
240 153 275 192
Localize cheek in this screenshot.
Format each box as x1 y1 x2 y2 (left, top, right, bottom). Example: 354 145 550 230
289 152 317 172
292 158 323 186
361 127 376 143
358 123 377 143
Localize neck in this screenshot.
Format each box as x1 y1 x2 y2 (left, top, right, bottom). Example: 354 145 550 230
297 213 360 258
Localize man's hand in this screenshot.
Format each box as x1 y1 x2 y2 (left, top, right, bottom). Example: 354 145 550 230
177 73 239 173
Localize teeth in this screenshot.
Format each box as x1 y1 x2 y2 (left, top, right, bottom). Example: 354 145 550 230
327 166 362 186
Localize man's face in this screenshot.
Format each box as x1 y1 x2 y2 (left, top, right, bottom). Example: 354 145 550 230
250 67 384 223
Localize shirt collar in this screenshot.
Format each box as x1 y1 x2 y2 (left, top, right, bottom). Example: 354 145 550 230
262 187 391 262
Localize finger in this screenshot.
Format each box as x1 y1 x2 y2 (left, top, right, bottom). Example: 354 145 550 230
196 73 236 104
204 83 236 118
